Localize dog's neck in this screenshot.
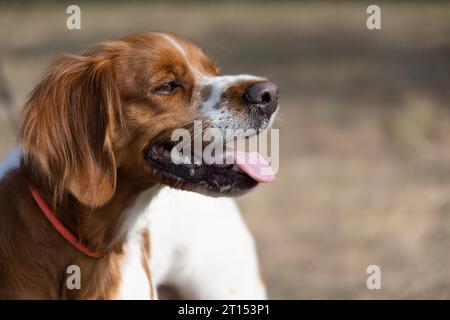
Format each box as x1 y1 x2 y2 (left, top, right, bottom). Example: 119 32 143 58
25 163 157 255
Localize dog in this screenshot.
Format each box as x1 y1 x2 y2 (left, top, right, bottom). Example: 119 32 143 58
0 32 278 299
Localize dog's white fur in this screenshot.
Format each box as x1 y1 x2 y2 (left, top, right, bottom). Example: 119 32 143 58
0 148 267 299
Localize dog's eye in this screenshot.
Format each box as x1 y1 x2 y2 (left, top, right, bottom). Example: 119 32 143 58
155 81 181 95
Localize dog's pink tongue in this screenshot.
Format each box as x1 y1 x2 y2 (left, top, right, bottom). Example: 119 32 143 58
233 151 276 183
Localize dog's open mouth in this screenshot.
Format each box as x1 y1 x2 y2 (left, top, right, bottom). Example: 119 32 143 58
144 141 275 194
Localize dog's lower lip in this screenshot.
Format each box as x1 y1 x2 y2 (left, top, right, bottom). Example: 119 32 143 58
144 143 258 193
215 163 233 168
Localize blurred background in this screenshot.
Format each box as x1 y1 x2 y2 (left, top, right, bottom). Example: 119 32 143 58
1 0 450 299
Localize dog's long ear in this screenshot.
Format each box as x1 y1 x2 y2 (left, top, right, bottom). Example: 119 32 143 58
20 53 123 208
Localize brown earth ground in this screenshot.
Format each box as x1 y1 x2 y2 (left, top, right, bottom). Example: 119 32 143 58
1 1 450 299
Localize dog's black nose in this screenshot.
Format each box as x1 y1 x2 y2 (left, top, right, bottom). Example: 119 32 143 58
244 81 279 116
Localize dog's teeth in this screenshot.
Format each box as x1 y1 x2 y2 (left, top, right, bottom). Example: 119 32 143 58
220 184 232 192
231 165 240 172
170 149 184 164
189 168 195 176
183 155 192 164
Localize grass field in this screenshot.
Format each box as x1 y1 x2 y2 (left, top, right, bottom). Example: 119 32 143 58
1 1 450 298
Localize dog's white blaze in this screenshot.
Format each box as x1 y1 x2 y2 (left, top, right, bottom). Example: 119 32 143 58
158 33 207 79
200 75 265 131
159 33 188 59
156 33 267 128
0 147 22 181
201 74 263 110
157 32 265 111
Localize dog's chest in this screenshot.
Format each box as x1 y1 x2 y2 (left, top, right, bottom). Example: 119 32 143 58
113 191 156 300
114 234 154 300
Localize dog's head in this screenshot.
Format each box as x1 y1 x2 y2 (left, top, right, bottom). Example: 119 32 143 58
20 32 278 207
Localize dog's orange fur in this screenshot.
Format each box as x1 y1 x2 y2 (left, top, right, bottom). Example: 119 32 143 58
0 32 221 299
0 31 268 299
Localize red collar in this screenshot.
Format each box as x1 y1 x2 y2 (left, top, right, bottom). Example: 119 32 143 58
28 185 103 258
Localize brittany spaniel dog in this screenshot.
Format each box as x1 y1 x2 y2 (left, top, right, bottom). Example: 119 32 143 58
0 32 278 299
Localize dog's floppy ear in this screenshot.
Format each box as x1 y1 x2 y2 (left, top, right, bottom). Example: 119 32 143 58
20 53 123 208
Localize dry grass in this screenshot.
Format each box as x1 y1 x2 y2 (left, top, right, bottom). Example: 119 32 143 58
1 1 450 299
